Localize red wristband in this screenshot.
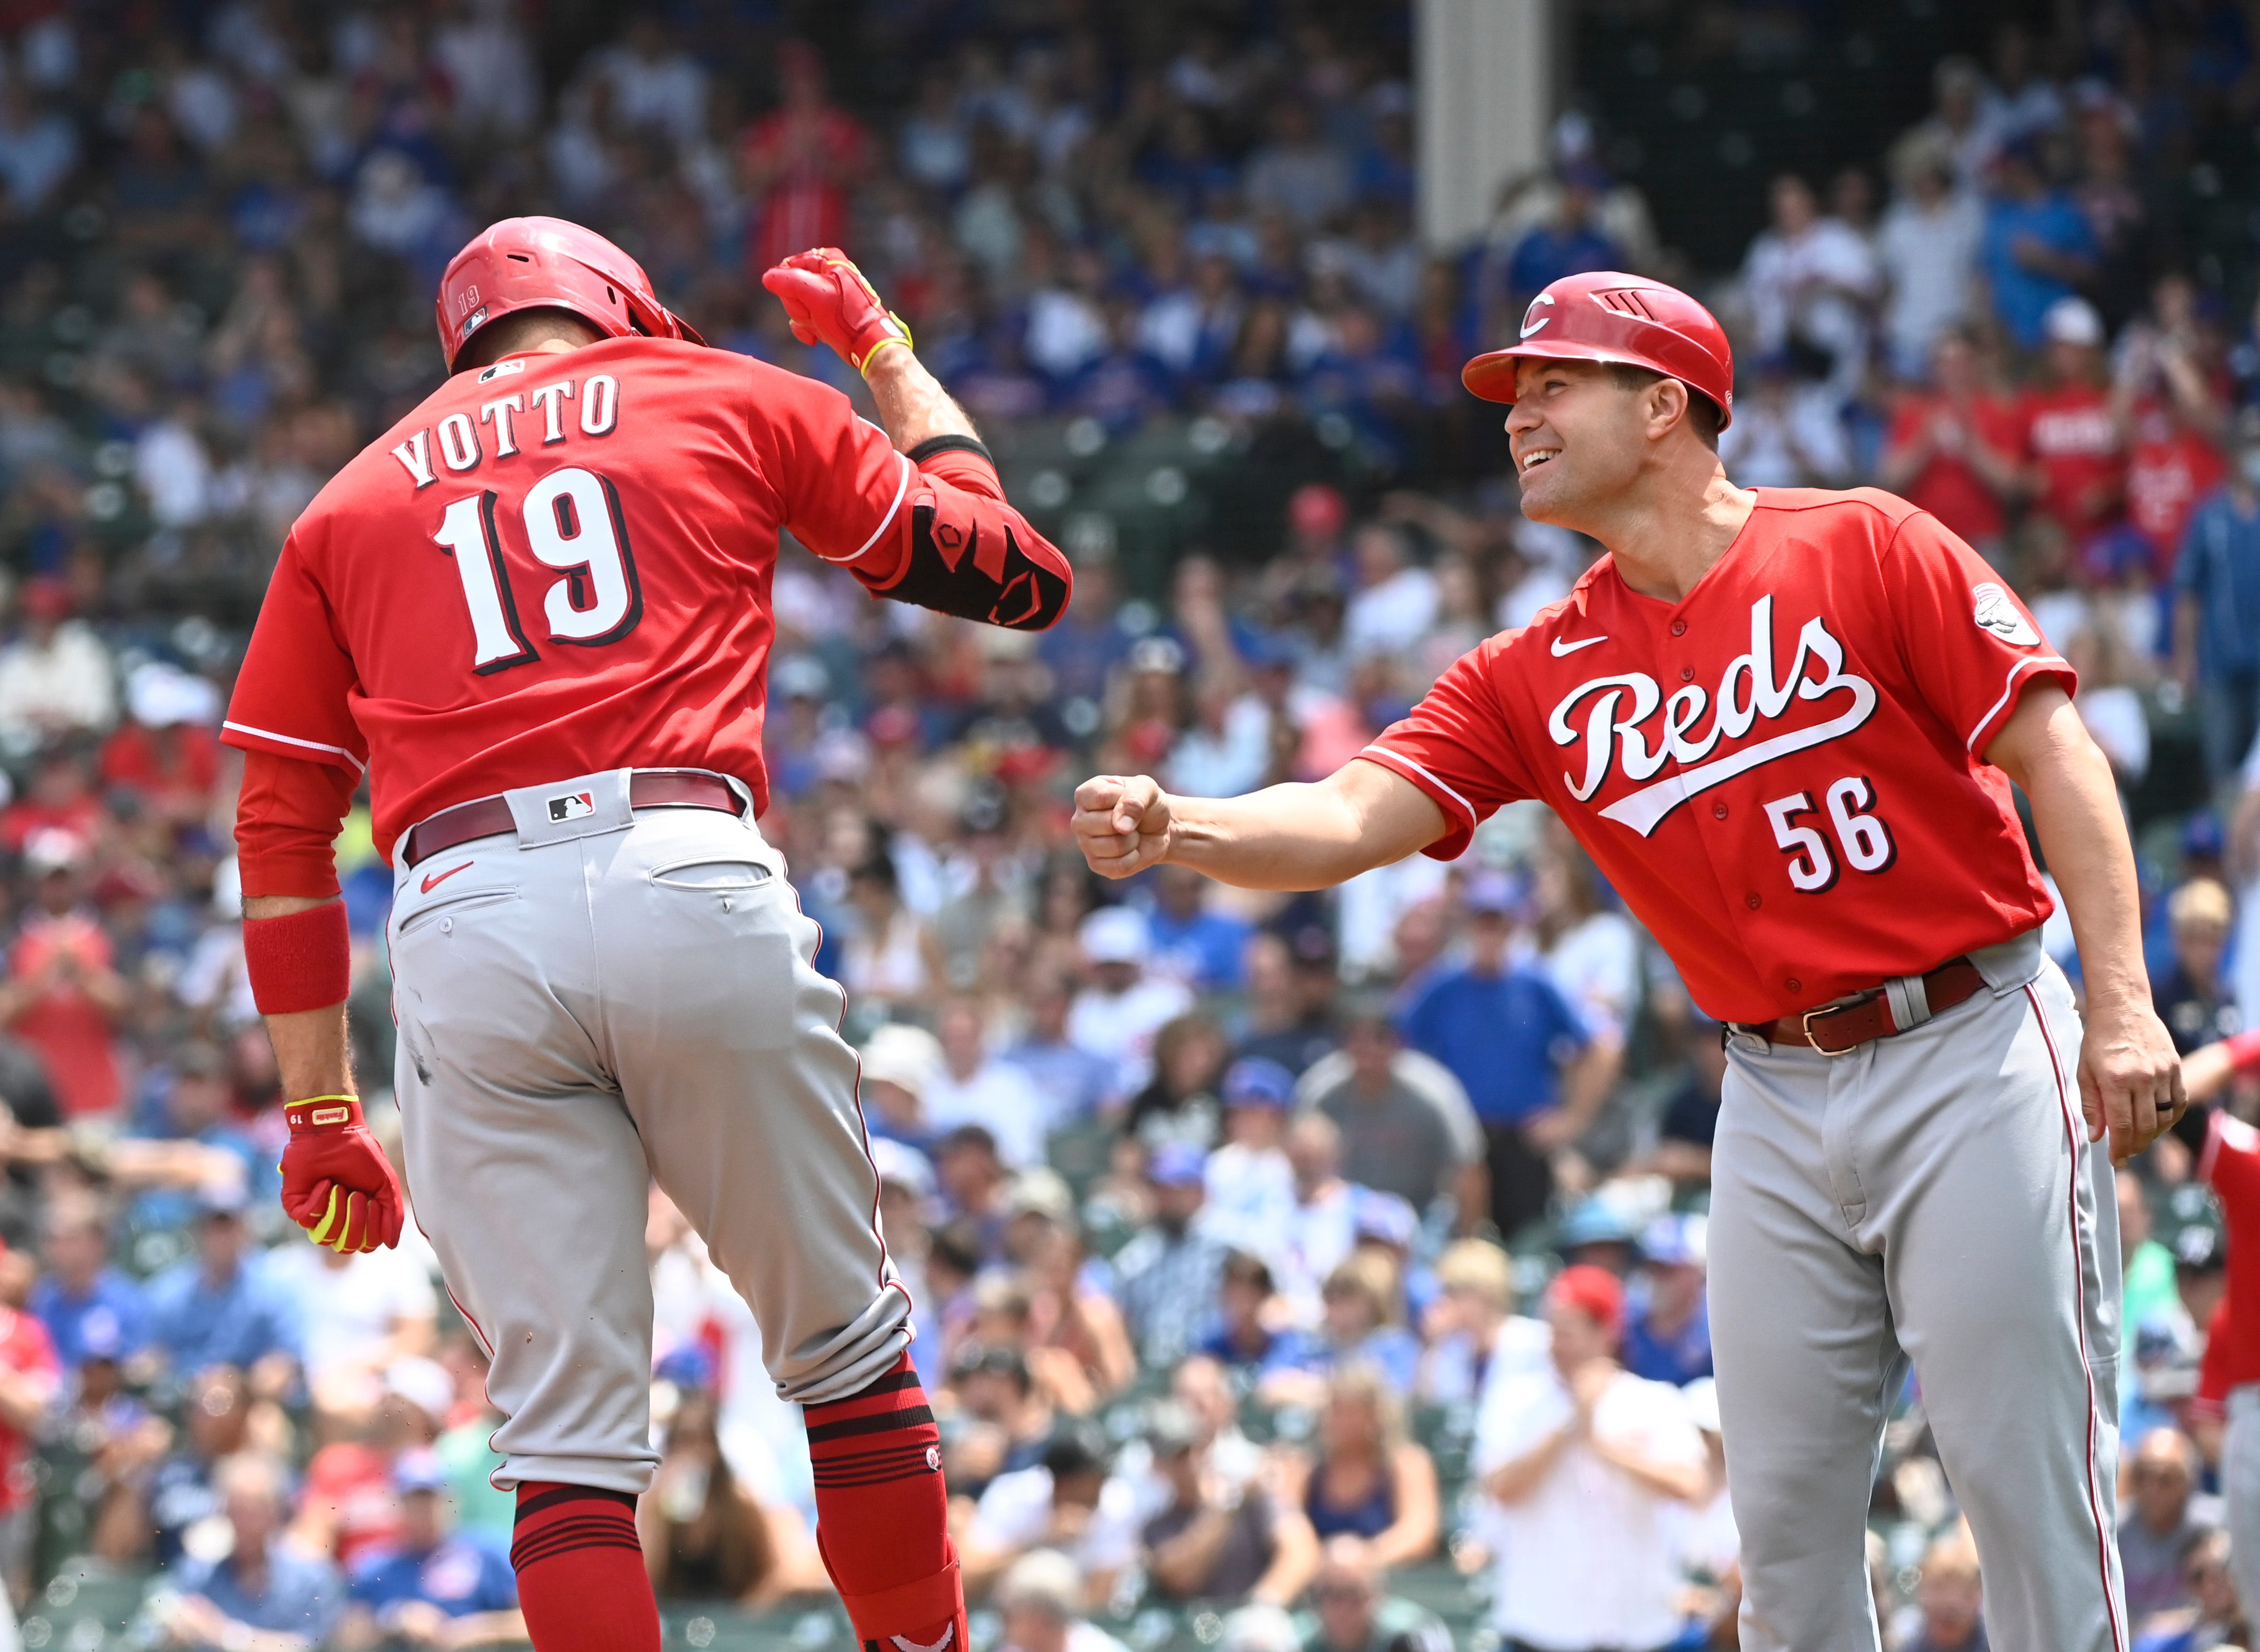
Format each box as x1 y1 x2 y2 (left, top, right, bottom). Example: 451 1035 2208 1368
2225 1028 2260 1076
244 901 352 1015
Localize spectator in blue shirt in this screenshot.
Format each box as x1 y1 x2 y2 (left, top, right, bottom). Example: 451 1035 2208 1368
145 1451 343 1651
1398 873 1603 1242
1503 170 1622 307
1000 976 1115 1132
28 1196 147 1371
336 1449 523 1650
1980 139 2098 350
1146 864 1257 993
2175 409 2260 788
144 1188 303 1392
125 1041 278 1235
1619 1215 1714 1387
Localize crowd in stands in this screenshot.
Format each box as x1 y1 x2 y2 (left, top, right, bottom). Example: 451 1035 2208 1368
0 1 2249 1649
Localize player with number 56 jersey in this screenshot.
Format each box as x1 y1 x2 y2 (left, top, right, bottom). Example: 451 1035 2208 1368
223 219 1069 1652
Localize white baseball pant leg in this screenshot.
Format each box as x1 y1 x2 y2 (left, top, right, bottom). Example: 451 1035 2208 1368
2224 1389 2260 1622
1708 931 2126 1652
390 768 909 1495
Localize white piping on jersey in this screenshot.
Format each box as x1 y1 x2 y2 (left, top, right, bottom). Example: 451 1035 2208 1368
222 719 368 772
1964 654 2071 752
1359 744 1478 829
821 449 912 565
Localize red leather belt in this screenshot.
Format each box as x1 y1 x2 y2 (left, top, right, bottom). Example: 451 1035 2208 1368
400 770 741 868
1739 957 1986 1055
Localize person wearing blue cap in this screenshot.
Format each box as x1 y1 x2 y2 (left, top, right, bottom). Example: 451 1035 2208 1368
336 1449 524 1650
1398 874 1607 1242
1204 1057 1298 1255
1111 1141 1230 1369
1621 1215 1715 1388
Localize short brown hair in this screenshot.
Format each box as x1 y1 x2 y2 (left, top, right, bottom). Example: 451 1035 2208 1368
1606 361 1723 449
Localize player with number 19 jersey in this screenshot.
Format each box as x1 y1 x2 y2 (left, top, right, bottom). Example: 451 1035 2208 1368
1362 486 2074 1025
223 335 925 875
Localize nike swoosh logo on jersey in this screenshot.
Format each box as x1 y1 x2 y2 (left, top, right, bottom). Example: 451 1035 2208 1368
420 862 474 894
1550 634 1607 656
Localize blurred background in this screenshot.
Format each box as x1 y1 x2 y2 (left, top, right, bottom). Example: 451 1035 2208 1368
0 0 2248 1648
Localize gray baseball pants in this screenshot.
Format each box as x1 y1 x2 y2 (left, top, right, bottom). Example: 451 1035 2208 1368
2225 1388 2260 1621
1710 930 2126 1652
388 767 911 1495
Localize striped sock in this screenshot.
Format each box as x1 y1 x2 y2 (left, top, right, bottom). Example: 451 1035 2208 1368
510 1482 661 1652
805 1354 963 1652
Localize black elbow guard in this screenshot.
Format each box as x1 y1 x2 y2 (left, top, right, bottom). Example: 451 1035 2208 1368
857 485 1072 631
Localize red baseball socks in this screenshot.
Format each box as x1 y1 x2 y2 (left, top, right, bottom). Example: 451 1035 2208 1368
511 1482 662 1652
805 1352 966 1652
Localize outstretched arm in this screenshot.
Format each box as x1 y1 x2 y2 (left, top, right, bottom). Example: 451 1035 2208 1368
1073 759 1447 891
1986 681 2183 1162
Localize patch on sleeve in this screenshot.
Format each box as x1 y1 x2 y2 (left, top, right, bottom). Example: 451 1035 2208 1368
1971 583 2040 647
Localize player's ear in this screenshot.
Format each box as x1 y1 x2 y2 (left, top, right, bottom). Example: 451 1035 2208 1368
1649 375 1691 443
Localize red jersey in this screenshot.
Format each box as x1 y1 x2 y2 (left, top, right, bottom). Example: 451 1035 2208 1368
1364 490 2072 1024
0 1308 55 1513
2017 382 2125 540
11 912 121 1116
2125 400 2225 572
223 338 940 868
1884 392 2021 545
2201 1109 2260 1396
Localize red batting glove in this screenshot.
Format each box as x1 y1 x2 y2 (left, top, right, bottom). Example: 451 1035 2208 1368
760 247 914 374
280 1095 405 1254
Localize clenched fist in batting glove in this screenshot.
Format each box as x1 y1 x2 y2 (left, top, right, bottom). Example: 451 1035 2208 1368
761 247 913 375
280 1094 405 1253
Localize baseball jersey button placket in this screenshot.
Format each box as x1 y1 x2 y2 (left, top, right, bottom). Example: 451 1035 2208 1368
1680 665 1696 682
1670 619 1687 637
1712 801 1729 820
1745 892 1762 909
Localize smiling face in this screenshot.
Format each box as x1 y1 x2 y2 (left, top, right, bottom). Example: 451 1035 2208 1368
1506 357 1681 531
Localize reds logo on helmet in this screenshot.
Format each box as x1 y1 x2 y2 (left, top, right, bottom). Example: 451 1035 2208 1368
1463 271 1735 429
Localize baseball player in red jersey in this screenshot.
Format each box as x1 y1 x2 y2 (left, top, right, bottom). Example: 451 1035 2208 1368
2168 1033 2260 1616
1074 271 2184 1652
222 219 1070 1652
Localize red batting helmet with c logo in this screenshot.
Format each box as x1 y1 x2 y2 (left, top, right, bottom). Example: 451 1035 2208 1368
1462 270 1734 430
434 216 706 372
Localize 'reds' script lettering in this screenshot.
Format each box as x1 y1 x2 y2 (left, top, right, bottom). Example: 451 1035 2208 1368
1548 595 1878 838
393 378 616 491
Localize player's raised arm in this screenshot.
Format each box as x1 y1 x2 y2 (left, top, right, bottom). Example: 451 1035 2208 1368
762 247 1070 632
1073 760 1448 891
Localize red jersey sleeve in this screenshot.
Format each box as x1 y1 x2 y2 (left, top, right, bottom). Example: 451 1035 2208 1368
747 370 915 577
235 750 358 899
222 532 368 777
1877 507 2076 757
2203 1107 2260 1221
2196 1298 2232 1415
1360 633 1539 860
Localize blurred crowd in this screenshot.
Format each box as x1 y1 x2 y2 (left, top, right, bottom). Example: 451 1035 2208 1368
0 1 2249 1650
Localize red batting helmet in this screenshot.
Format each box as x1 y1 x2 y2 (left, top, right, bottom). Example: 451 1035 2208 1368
1461 271 1734 430
434 216 706 372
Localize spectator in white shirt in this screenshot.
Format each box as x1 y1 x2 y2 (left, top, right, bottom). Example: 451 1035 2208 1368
996 1547 1130 1652
964 1424 1141 1608
1275 1113 1360 1324
0 578 115 755
267 1235 438 1426
1738 172 1881 404
1202 1058 1297 1254
1066 908 1192 1100
1475 1265 1707 1652
1417 1238 1550 1408
1341 524 1439 663
1877 137 1985 381
926 997 1049 1167
589 15 706 149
